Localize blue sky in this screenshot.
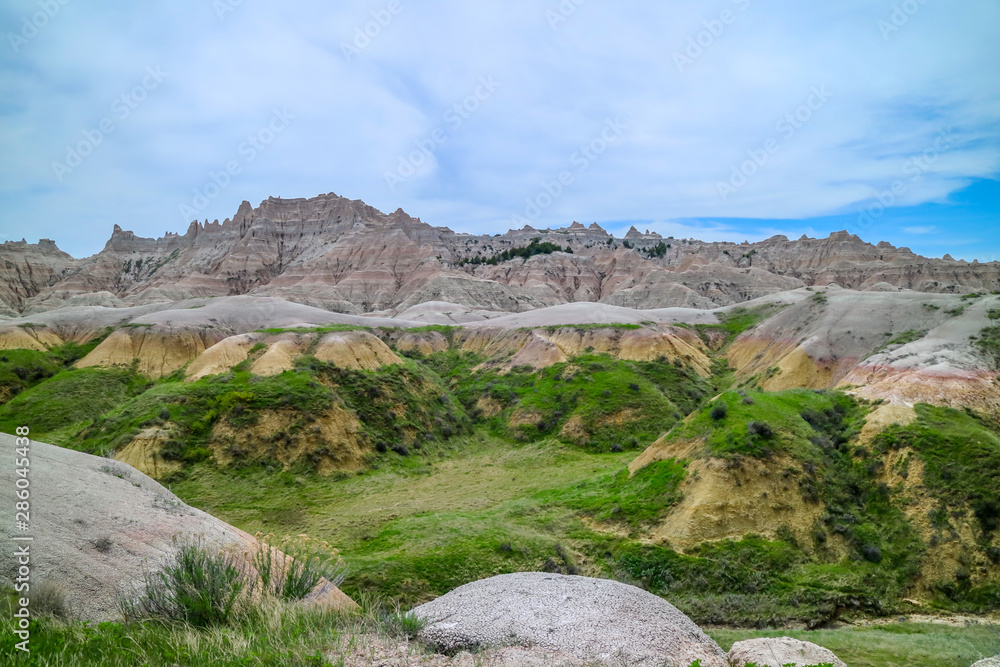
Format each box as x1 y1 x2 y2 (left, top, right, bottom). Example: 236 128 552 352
1 1 997 260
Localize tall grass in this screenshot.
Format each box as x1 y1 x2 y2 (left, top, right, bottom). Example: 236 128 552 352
252 533 347 601
121 537 251 628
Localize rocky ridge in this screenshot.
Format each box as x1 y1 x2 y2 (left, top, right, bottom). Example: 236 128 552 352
4 193 997 316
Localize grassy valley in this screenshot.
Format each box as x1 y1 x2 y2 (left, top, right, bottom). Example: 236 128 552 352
2 315 999 664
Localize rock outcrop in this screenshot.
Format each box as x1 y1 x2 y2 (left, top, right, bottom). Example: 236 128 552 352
727 290 1000 417
412 572 728 667
4 193 996 317
0 435 356 621
727 637 847 667
0 239 77 313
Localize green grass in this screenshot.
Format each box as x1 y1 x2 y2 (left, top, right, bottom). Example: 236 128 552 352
76 368 334 461
709 622 1000 667
682 303 788 348
166 410 924 627
0 334 110 405
307 356 471 449
973 324 1000 370
70 356 468 467
254 324 368 335
653 390 934 622
2 322 998 639
445 353 711 451
399 324 459 335
0 587 444 667
670 388 865 460
0 367 149 442
538 458 688 526
0 349 62 400
872 405 1000 611
887 329 926 346
535 323 642 332
169 435 636 605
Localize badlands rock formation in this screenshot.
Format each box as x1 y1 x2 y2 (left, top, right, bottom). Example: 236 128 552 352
2 193 997 316
728 289 1000 416
0 435 356 621
0 238 77 315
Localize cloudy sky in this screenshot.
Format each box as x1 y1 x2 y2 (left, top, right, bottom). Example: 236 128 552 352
1 0 998 260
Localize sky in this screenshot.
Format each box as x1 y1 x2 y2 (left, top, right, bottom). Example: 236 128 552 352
1 0 998 261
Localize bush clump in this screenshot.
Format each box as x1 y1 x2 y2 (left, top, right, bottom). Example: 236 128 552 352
122 538 250 627
122 534 346 627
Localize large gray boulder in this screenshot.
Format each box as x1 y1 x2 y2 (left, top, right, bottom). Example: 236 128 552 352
411 572 728 667
727 637 846 667
972 657 1000 667
0 436 355 620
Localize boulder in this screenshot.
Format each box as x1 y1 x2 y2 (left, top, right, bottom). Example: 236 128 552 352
727 637 846 667
0 436 356 621
972 657 1000 667
411 572 728 667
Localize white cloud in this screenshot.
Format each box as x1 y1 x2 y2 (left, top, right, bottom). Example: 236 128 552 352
903 226 937 234
0 0 997 257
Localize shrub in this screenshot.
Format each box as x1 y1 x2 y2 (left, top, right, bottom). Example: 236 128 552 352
253 533 346 601
862 544 883 563
32 580 72 619
710 403 728 421
747 421 774 439
92 536 114 553
380 607 428 639
122 537 249 627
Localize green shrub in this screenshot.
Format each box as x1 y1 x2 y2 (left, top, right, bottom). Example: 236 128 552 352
253 533 347 601
458 238 571 266
122 538 250 627
973 324 1000 370
887 330 925 346
379 608 427 639
31 580 72 620
710 402 728 421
